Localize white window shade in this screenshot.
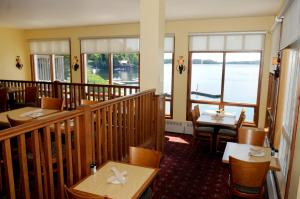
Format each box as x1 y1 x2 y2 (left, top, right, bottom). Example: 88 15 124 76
164 37 174 52
81 37 139 53
29 40 70 55
189 33 265 51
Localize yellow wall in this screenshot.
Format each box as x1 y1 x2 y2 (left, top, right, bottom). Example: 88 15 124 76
19 16 275 125
0 28 30 80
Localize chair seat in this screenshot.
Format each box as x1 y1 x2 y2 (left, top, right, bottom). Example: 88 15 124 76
195 126 214 133
234 184 260 194
218 128 236 136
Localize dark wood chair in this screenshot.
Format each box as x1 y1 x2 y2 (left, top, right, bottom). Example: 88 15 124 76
216 110 246 151
129 146 162 168
0 88 8 112
191 109 214 152
14 87 39 108
64 185 109 199
229 156 270 199
238 128 266 146
41 97 64 111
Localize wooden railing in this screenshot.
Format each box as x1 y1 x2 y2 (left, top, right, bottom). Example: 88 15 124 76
0 80 140 110
0 89 165 199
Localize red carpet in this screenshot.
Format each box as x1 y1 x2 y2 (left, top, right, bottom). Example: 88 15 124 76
154 133 229 199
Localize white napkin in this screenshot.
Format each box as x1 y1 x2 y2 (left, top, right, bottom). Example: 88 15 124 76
107 167 127 185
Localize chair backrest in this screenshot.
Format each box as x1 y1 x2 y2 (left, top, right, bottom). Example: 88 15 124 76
194 105 200 118
41 97 64 111
129 146 162 168
0 88 8 111
229 156 270 189
25 87 38 104
7 114 32 127
236 109 246 129
64 185 109 199
81 99 99 106
238 128 266 146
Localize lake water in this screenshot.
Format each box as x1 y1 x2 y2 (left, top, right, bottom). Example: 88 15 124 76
164 63 260 122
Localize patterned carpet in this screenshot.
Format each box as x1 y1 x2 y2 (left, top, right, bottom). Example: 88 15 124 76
153 133 230 199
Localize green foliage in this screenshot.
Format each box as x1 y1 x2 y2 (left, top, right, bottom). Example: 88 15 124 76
87 68 109 84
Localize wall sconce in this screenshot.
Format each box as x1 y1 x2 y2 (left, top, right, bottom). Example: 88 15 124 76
176 56 186 74
16 56 23 70
272 52 281 78
72 56 79 71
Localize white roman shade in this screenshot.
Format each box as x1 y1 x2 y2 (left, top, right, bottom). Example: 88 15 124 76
29 40 70 55
164 37 174 52
280 0 300 49
81 37 139 53
189 33 265 51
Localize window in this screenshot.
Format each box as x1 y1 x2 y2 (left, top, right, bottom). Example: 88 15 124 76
81 38 139 86
188 33 265 125
30 40 71 82
163 37 174 118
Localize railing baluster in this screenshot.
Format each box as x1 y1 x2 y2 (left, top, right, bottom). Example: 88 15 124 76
73 117 81 181
55 123 64 199
31 130 43 199
18 134 31 199
65 120 74 186
3 139 16 199
102 108 108 162
43 126 55 199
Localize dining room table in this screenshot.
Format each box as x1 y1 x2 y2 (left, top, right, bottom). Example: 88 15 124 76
197 110 237 152
72 161 159 199
0 107 61 128
222 142 281 171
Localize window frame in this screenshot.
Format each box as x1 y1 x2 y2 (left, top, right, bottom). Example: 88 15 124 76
186 50 263 126
81 52 140 86
164 52 175 119
30 54 72 82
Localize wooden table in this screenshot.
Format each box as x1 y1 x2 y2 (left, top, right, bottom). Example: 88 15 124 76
73 161 159 199
0 107 60 127
222 142 281 171
197 111 236 128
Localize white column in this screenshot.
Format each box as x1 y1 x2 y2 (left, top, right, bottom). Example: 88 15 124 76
139 0 165 94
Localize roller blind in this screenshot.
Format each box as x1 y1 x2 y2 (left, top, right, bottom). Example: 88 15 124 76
29 40 70 55
189 33 265 51
164 37 174 52
81 37 139 53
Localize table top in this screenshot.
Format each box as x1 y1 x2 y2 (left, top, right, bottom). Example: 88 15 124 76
0 107 60 127
73 161 159 199
197 111 236 127
222 142 281 171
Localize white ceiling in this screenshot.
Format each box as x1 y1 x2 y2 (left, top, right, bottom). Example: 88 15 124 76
0 0 282 29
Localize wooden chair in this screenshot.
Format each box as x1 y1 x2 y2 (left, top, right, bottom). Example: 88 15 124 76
194 105 200 118
229 156 270 199
216 109 246 151
129 146 162 168
0 88 8 112
80 99 99 106
41 97 64 111
191 109 214 152
64 185 109 199
238 128 266 147
25 87 38 105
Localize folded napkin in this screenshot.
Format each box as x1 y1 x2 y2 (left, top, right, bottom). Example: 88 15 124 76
249 147 265 157
107 167 127 185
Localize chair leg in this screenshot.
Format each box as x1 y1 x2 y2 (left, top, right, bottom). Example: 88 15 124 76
216 136 219 152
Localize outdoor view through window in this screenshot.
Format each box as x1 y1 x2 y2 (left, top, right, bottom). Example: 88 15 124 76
86 53 139 86
190 52 261 123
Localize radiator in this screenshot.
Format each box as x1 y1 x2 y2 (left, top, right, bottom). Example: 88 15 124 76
165 120 193 135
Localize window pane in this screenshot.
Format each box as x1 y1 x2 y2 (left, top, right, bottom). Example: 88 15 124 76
86 53 109 84
112 53 139 86
164 53 173 100
192 103 219 113
53 55 71 82
224 106 254 123
165 100 171 116
224 52 260 104
191 53 223 102
35 55 50 81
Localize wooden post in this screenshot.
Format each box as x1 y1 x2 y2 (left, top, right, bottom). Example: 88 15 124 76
78 106 94 177
154 95 165 153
